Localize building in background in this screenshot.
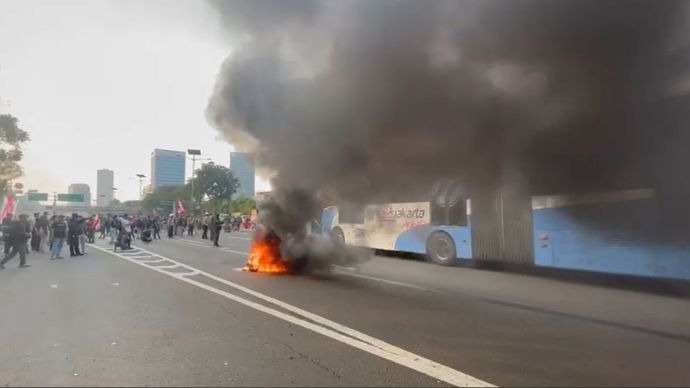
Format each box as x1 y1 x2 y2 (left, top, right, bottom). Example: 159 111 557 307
142 183 154 197
230 152 255 198
96 169 114 207
151 149 186 189
68 183 91 206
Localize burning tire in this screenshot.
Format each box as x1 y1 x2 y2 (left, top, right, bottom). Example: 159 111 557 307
426 231 456 266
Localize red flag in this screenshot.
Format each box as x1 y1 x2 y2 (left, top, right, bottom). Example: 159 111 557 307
175 199 186 217
0 196 15 220
94 214 102 230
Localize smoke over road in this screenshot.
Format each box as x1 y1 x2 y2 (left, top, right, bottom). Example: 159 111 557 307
206 0 690 244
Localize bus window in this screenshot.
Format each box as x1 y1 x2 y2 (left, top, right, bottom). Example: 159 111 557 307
339 204 364 224
430 179 468 226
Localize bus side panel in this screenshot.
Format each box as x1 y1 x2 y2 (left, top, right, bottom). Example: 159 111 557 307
321 206 338 233
393 224 473 259
533 199 690 280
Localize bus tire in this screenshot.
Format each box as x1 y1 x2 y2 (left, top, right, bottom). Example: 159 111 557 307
330 227 345 244
426 232 457 266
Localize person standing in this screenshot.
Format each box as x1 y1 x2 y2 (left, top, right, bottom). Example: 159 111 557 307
50 215 67 260
152 216 161 239
2 213 13 255
109 215 120 244
201 213 209 239
187 217 195 236
212 213 222 247
38 212 49 253
0 214 31 269
101 214 111 239
78 216 87 254
68 214 82 257
30 213 40 252
86 216 96 243
167 215 175 238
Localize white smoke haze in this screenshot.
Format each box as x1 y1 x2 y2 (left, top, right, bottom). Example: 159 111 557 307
206 0 690 245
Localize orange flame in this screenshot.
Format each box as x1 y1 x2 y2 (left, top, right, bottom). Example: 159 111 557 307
243 228 289 273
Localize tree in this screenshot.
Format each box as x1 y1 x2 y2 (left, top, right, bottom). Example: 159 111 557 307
192 162 239 205
141 185 190 212
0 114 29 196
228 197 256 215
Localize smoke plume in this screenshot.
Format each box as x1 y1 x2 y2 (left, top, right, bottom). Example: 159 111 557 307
207 1 690 245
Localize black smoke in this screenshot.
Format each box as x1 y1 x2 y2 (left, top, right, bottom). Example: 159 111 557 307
207 0 690 242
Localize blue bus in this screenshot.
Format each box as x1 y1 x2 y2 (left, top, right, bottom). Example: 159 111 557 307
320 184 690 281
321 180 472 266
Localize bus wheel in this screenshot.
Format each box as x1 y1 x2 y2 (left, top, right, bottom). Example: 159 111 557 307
426 232 456 266
330 227 345 244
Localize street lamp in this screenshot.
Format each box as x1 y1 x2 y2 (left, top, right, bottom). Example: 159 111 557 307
135 174 146 200
187 149 201 214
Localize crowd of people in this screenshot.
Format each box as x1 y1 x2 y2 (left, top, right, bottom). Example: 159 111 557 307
0 211 255 269
0 212 94 269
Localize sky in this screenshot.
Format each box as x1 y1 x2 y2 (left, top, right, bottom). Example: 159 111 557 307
0 0 267 202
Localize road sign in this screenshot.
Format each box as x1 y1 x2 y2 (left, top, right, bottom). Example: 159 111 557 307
57 193 84 202
28 193 49 201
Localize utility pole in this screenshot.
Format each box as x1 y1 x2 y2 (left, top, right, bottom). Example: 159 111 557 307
187 149 201 215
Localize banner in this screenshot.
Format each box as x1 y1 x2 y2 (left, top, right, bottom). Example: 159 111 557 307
175 199 186 217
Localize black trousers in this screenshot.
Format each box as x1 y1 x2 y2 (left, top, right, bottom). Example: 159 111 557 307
1 242 27 266
168 225 174 238
153 229 160 239
202 225 208 239
188 225 194 236
213 228 220 246
69 235 81 256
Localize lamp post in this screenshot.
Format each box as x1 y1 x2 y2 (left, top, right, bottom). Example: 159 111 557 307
135 174 146 200
187 149 201 215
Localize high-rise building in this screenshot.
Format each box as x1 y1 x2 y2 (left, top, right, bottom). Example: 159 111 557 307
151 149 186 189
230 152 255 198
68 183 91 206
96 169 114 207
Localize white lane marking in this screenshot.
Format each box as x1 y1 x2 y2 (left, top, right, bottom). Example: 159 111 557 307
171 238 248 257
93 243 493 387
225 235 252 241
139 259 166 264
177 238 206 246
222 248 250 256
333 271 438 293
153 264 181 269
332 265 356 271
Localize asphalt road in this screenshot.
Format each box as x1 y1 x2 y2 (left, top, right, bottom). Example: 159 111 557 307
1 231 689 387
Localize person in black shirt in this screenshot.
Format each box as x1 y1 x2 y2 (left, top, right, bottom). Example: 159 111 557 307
0 214 31 269
50 215 67 259
152 216 161 239
67 213 82 257
212 214 222 247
